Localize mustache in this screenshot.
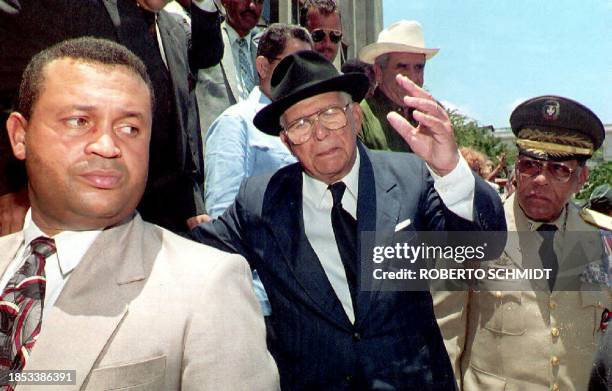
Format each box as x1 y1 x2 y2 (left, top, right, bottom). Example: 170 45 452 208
240 9 258 19
74 158 127 174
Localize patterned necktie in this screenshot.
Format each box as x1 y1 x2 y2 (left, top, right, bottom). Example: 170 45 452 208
0 237 55 386
329 182 358 306
237 38 255 99
537 224 558 291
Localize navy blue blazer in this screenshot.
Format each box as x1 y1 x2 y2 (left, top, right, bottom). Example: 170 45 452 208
192 143 506 390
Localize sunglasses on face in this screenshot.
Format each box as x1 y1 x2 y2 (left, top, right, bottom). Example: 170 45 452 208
516 157 576 183
311 29 343 44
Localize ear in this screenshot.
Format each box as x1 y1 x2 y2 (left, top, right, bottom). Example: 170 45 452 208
279 131 294 154
255 55 269 81
373 63 383 85
575 165 589 192
349 102 363 135
5 112 28 160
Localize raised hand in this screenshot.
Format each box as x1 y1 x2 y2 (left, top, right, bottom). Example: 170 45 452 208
386 74 459 176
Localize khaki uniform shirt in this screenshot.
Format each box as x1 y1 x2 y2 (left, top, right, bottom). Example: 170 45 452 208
435 194 611 390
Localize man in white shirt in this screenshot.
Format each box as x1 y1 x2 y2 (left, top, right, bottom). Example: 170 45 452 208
0 37 278 390
191 50 506 390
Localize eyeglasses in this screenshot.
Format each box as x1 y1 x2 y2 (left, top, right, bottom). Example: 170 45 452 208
283 104 351 145
311 29 343 44
516 156 577 183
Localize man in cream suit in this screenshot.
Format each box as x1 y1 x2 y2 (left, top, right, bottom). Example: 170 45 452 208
0 37 278 390
195 0 262 141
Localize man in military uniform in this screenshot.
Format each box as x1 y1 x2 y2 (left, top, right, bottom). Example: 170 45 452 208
440 96 611 390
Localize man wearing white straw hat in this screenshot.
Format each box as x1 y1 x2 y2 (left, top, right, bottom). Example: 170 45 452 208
358 20 439 153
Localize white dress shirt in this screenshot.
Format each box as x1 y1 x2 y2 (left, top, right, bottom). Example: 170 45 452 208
302 150 475 323
0 210 101 322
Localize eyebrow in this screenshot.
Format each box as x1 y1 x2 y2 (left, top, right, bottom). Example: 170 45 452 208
64 106 146 120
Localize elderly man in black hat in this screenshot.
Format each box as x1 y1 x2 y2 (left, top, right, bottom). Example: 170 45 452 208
445 96 611 390
192 50 505 390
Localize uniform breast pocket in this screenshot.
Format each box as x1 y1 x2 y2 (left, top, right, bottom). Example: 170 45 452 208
85 355 166 391
480 290 526 336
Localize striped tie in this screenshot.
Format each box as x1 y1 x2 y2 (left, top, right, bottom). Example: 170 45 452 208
0 237 55 388
237 38 255 99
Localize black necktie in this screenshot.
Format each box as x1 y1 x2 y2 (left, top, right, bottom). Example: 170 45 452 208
537 224 558 291
329 182 358 305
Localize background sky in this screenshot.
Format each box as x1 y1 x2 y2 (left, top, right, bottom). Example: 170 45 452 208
382 0 612 129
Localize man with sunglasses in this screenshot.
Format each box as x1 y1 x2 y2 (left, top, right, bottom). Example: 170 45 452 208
192 50 505 390
449 96 610 390
299 0 343 63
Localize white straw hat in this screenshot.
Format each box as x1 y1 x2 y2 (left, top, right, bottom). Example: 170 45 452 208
359 20 439 64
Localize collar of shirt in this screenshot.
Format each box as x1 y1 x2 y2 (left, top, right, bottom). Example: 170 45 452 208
250 86 271 108
302 148 360 219
22 209 102 277
527 205 568 232
225 22 253 51
370 88 407 117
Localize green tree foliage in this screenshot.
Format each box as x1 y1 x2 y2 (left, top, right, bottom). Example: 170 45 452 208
448 109 517 173
576 160 612 201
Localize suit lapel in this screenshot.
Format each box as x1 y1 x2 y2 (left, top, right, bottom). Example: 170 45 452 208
220 22 240 101
156 10 188 158
21 216 148 390
354 145 401 325
249 31 260 85
0 232 24 278
101 0 120 29
263 165 353 330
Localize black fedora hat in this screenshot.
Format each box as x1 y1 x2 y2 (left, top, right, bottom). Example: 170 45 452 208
254 50 369 135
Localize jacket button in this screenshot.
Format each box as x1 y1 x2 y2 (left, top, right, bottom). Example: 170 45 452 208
353 332 361 341
551 327 560 337
549 301 557 310
552 382 560 391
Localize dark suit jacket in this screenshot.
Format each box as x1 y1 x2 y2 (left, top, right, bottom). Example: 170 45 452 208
192 143 506 390
0 0 223 232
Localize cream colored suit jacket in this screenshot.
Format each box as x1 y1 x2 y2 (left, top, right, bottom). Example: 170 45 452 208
0 214 279 390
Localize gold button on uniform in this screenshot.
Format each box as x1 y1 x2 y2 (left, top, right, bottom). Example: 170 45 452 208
551 327 560 337
495 291 502 299
549 301 557 310
551 356 560 366
552 383 560 391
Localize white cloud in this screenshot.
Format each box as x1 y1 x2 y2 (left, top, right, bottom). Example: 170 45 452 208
440 100 480 122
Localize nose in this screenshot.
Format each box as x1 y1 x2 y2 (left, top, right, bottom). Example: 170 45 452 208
404 67 423 87
85 127 121 158
531 170 551 186
313 120 331 141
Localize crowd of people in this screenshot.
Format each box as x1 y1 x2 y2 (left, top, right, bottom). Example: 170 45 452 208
0 0 609 390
